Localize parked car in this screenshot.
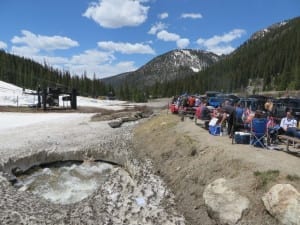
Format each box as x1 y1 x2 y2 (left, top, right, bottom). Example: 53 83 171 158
237 97 265 112
273 97 300 121
205 91 222 98
208 94 238 108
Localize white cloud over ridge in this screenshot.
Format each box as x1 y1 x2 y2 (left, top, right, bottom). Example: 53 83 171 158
83 0 149 28
47 49 136 78
11 30 79 51
197 29 246 55
67 50 136 77
97 41 155 54
181 13 203 19
68 60 137 78
11 45 40 56
157 30 180 42
177 38 190 49
70 49 115 65
12 46 137 79
0 41 7 49
156 30 190 49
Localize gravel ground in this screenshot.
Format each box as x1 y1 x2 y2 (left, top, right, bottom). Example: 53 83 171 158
0 107 185 225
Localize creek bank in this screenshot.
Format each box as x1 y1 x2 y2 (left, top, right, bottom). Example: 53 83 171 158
0 112 185 225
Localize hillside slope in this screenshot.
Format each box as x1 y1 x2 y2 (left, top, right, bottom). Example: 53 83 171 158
133 110 300 225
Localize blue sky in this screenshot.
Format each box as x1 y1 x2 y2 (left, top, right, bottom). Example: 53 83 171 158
0 0 299 79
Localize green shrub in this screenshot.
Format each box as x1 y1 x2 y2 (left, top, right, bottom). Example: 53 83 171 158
254 170 280 189
286 174 300 181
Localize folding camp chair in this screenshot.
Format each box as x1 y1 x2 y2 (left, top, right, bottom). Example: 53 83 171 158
250 118 268 148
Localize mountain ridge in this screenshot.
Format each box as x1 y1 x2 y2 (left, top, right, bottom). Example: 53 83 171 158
102 49 221 88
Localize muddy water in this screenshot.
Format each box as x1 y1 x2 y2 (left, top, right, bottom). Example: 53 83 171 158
14 161 116 204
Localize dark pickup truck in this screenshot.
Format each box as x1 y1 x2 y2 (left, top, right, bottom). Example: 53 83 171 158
273 98 300 121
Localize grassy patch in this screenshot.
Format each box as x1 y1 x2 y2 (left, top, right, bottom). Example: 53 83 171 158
286 174 300 181
254 170 280 189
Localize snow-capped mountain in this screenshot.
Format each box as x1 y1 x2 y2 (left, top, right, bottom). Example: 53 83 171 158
102 49 220 88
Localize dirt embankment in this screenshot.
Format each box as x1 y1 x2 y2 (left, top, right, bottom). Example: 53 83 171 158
132 111 300 225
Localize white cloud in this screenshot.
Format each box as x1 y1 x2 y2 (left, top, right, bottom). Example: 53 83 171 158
201 29 246 46
10 46 69 69
83 0 149 28
69 60 137 78
0 41 7 49
35 55 70 66
157 30 180 42
10 40 136 79
70 49 115 65
196 29 246 55
176 38 190 49
11 45 40 56
158 12 168 20
8 30 138 78
11 30 79 51
206 45 235 55
46 49 136 78
156 30 189 49
181 13 202 19
97 41 155 54
66 49 137 77
148 22 167 35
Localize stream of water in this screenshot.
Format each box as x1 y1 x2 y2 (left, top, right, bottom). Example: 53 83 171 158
14 161 116 204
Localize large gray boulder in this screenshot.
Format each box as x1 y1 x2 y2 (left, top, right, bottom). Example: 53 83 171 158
108 118 123 128
203 178 250 225
262 184 300 225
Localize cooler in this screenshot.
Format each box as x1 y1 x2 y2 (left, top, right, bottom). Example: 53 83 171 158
234 132 250 144
209 125 221 136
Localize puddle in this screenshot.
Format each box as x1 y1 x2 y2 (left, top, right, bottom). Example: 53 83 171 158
13 160 116 204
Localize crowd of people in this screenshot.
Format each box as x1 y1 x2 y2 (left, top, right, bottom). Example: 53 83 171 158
170 94 300 145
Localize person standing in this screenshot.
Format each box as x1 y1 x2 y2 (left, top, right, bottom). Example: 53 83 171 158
219 100 236 138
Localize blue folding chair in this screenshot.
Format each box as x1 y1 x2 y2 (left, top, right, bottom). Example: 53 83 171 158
250 118 268 148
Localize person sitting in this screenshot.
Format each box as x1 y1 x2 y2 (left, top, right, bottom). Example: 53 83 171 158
279 110 300 139
267 115 280 144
